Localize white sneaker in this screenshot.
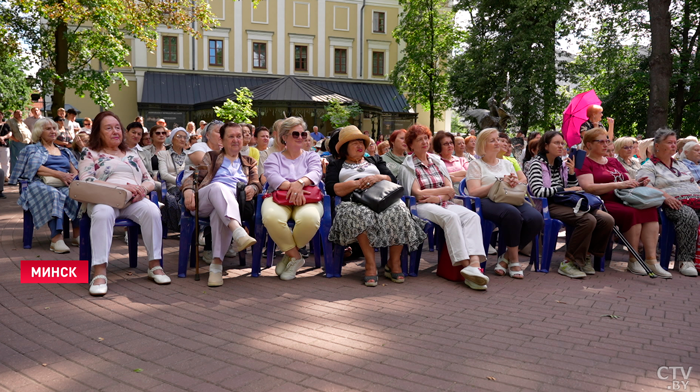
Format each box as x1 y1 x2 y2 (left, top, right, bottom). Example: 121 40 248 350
280 257 304 281
647 262 672 279
50 240 70 254
627 260 646 276
488 245 497 255
198 232 205 246
460 266 489 286
208 264 223 287
124 232 128 244
89 275 108 296
226 243 238 258
558 261 586 279
232 231 256 253
71 236 80 247
275 254 291 276
581 255 595 275
679 262 698 277
201 250 213 264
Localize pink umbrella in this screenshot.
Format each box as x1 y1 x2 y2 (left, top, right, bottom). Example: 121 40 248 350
562 90 601 146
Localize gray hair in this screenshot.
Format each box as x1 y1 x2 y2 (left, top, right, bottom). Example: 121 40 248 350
679 141 699 160
278 117 307 145
201 120 223 143
653 128 677 145
31 117 58 143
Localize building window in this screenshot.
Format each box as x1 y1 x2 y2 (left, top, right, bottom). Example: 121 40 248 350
373 12 386 33
334 48 347 74
372 51 384 76
163 36 177 64
209 39 223 66
294 45 308 71
253 42 267 69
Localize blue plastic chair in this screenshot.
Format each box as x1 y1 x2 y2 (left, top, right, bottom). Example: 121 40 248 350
19 180 71 249
251 182 333 277
79 190 163 276
175 171 249 278
658 207 677 271
158 173 169 238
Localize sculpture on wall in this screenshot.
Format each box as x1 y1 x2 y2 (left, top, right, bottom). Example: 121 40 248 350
466 94 513 131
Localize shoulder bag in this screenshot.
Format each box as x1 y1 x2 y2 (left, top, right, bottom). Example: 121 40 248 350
351 180 404 213
69 181 133 209
40 175 67 188
487 178 529 206
614 187 665 209
550 191 603 215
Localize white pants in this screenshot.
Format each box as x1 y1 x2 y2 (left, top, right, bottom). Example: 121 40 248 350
416 203 486 264
197 182 241 260
0 146 9 176
88 199 163 266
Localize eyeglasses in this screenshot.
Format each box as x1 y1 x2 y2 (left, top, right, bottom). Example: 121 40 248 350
173 134 187 140
621 146 634 150
593 139 611 145
154 132 166 136
442 141 454 146
549 141 566 146
291 131 308 139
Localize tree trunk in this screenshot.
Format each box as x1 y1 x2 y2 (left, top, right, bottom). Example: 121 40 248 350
671 0 693 133
646 0 672 137
52 20 69 118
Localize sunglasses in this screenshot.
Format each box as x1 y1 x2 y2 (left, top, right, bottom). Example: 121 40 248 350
154 131 166 136
290 131 308 139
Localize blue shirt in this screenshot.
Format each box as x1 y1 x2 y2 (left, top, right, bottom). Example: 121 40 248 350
311 132 325 142
212 157 247 191
45 151 71 172
683 159 700 182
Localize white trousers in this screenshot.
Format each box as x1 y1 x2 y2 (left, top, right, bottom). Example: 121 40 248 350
0 146 9 176
88 199 163 266
416 203 486 265
197 182 241 260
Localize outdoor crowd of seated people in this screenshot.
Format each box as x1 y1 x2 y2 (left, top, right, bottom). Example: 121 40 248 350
5 103 700 297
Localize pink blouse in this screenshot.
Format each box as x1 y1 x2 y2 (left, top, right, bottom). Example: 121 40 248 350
441 155 469 174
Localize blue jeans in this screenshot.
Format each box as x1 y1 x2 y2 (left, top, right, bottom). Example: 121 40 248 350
9 140 27 178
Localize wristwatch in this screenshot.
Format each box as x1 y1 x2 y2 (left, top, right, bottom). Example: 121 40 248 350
297 179 305 186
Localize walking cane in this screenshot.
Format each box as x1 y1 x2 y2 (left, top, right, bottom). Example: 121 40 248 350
600 202 657 278
190 166 201 281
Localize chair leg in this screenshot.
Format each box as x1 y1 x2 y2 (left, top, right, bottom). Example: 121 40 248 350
539 220 562 273
266 234 275 269
427 225 435 252
80 217 92 279
62 214 70 239
380 247 388 268
127 226 139 269
178 216 194 278
659 225 675 271
330 244 344 278
251 221 266 278
23 210 34 249
312 233 322 269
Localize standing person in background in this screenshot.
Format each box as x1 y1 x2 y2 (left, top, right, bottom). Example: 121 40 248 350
0 112 11 181
24 107 42 131
310 125 324 142
8 110 32 176
80 117 92 134
65 109 80 138
580 104 614 142
198 120 207 135
53 117 72 148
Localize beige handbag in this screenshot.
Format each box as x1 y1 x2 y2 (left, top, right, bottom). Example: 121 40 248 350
69 181 133 209
40 175 67 188
487 178 529 206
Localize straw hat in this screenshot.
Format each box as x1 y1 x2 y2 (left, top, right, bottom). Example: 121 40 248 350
335 125 370 153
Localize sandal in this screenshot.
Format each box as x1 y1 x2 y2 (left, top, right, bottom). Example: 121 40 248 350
384 265 405 283
508 262 524 279
494 255 508 276
364 275 378 287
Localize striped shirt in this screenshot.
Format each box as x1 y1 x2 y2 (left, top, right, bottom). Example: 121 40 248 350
526 155 579 198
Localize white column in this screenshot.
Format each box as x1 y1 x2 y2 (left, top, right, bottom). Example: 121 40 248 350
247 39 253 72
384 49 389 77
367 50 372 79
347 46 353 78
178 33 184 69
317 0 326 77
357 4 362 78
203 39 208 71
329 45 335 78
156 39 162 68
309 43 314 76
133 40 148 67
267 38 273 74
234 1 243 72
225 37 230 72
135 70 145 102
290 42 295 74
278 0 286 74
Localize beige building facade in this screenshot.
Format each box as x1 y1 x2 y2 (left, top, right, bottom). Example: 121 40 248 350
65 0 451 135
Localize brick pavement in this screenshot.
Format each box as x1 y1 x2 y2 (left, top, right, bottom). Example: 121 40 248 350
1 185 699 392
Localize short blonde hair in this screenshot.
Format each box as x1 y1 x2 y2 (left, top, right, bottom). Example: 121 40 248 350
31 118 58 143
582 127 607 151
586 104 603 119
613 136 636 155
476 128 499 157
278 117 307 145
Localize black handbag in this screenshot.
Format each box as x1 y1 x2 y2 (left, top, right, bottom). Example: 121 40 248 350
351 180 404 213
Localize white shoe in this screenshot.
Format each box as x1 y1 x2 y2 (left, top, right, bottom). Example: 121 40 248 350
233 232 256 253
488 245 497 255
647 261 672 279
124 232 128 244
627 260 646 275
50 240 70 254
460 266 489 286
198 232 205 246
280 257 304 281
275 254 291 276
148 266 171 284
581 255 595 275
71 236 80 247
89 275 108 296
226 243 238 258
679 262 699 277
201 250 213 264
208 264 223 287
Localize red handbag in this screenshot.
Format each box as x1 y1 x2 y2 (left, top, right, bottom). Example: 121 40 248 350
264 186 323 206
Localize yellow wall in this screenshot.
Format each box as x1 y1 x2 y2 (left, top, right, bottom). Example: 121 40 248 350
64 82 138 124
416 104 451 133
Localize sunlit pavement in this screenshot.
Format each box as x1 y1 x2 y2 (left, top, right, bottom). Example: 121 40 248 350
1 186 699 392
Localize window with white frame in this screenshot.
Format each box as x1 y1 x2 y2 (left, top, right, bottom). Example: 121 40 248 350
372 12 386 33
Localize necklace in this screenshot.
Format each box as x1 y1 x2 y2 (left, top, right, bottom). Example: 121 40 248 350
343 159 370 172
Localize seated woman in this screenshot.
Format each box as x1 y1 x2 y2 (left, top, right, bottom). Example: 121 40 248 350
461 135 477 162
638 129 700 277
377 140 390 156
575 128 667 277
125 122 154 177
526 131 614 278
466 128 544 279
614 137 641 178
182 122 260 286
327 126 426 286
184 120 223 177
144 124 168 172
158 127 188 232
262 117 323 281
522 138 540 176
398 124 489 290
10 117 80 253
79 111 171 296
678 140 700 182
434 131 469 193
70 131 89 162
383 129 407 177
498 132 527 183
240 124 260 162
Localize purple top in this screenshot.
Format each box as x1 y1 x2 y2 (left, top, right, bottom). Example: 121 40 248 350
264 150 322 190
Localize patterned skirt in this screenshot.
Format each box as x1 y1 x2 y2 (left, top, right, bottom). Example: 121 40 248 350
329 200 427 251
163 187 182 232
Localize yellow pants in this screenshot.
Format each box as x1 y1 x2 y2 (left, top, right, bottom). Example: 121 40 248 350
261 197 323 252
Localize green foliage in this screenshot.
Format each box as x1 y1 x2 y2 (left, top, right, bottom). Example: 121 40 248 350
0 55 32 113
450 116 468 135
321 99 362 128
390 0 462 131
450 0 576 133
213 88 257 123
